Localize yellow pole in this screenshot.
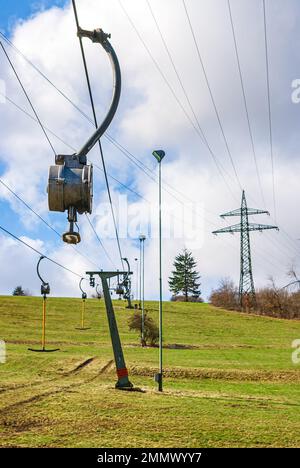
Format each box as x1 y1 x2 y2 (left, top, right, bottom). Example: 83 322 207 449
42 296 46 350
81 299 85 329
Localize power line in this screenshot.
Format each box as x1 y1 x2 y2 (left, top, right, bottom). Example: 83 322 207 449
3 87 298 265
262 0 276 220
0 224 83 279
227 0 266 208
0 28 235 208
0 29 155 178
118 0 238 201
182 0 242 191
1 16 298 268
0 40 56 156
0 177 101 270
72 0 124 269
85 214 117 269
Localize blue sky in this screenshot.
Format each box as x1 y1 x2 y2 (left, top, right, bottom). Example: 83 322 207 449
1 0 300 299
0 0 68 33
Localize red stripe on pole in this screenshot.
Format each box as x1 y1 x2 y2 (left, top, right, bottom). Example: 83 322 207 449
117 367 128 378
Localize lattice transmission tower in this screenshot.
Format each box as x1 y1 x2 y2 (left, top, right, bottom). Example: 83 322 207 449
212 190 279 310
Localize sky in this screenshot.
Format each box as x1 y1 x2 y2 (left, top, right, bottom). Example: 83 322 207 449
0 0 300 300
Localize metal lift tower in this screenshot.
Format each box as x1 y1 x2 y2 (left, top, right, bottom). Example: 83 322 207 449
212 190 278 310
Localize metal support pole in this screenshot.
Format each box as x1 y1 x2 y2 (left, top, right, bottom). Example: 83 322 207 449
152 150 165 391
87 271 133 389
141 237 145 346
139 239 142 309
158 161 163 391
134 258 138 301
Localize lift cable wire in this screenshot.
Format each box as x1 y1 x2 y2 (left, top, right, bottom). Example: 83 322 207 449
0 98 114 270
227 0 266 208
0 18 291 249
84 214 117 269
0 31 234 210
0 178 101 270
118 0 238 201
262 0 276 221
145 0 238 206
1 29 298 262
0 30 159 182
3 85 216 227
2 91 216 232
0 224 83 279
3 89 299 262
0 40 56 157
71 0 124 270
1 91 148 204
0 22 291 280
182 0 242 191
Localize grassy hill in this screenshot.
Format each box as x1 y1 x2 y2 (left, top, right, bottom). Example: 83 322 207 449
0 296 300 447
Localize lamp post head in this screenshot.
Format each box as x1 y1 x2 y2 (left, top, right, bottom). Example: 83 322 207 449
152 150 165 163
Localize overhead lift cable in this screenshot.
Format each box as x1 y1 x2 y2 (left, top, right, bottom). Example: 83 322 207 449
118 0 237 201
71 0 124 269
263 0 277 220
227 0 266 208
0 224 83 279
2 89 297 265
1 25 297 262
0 40 56 156
0 30 234 207
182 0 242 191
0 178 100 270
85 213 117 270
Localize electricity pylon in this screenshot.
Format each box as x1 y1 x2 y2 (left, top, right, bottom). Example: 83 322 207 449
212 190 279 310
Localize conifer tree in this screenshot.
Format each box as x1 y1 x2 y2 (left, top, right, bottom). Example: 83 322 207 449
168 249 201 301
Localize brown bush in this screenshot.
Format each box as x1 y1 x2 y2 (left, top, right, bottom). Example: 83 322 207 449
170 295 203 303
210 276 300 320
128 311 159 346
256 287 300 319
209 278 240 310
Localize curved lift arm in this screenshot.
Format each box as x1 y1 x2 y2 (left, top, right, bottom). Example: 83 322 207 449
76 27 121 159
48 26 122 245
37 256 50 296
122 257 133 309
37 256 47 285
79 277 87 300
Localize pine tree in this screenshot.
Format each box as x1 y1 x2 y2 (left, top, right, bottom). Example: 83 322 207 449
168 249 201 301
12 285 25 296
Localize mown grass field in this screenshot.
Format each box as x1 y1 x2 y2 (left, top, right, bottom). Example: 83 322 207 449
0 295 300 448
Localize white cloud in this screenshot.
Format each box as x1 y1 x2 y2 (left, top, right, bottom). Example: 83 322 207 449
0 0 299 301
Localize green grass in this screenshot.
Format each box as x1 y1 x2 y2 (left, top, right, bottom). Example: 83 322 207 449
0 296 300 447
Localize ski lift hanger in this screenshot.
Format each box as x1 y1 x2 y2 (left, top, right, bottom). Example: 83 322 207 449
79 277 87 300
48 27 121 245
37 255 50 297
